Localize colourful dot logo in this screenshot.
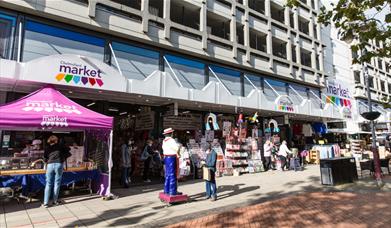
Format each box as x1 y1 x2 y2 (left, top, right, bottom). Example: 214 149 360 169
278 105 294 112
56 62 104 87
325 96 351 108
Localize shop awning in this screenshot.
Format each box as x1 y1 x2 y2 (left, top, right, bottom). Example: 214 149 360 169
0 85 113 130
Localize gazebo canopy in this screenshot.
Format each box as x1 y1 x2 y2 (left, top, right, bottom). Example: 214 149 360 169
0 86 113 130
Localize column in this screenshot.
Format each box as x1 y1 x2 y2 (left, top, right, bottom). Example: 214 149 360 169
244 10 251 62
200 1 208 50
293 8 299 30
309 16 314 37
163 0 171 39
284 7 290 27
141 0 149 33
265 0 271 17
231 2 237 58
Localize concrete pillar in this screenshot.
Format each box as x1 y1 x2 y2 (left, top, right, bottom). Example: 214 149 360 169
319 49 324 72
231 2 237 59
287 37 292 62
201 1 208 50
88 0 97 18
141 0 149 33
309 16 314 37
163 0 170 39
284 7 290 27
293 8 299 30
311 43 316 69
244 10 251 62
265 0 271 17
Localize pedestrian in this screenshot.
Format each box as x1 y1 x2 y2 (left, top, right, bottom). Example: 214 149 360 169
263 140 272 171
141 139 154 183
43 135 71 208
204 144 217 201
120 138 131 188
278 140 291 171
128 138 137 182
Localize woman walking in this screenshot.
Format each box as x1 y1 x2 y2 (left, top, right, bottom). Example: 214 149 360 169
204 144 217 201
43 135 71 207
278 140 291 171
263 140 272 171
142 139 155 183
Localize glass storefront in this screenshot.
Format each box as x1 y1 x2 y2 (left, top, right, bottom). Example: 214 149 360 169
0 12 16 59
210 65 242 96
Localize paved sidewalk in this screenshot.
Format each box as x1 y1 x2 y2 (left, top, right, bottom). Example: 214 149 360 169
1 165 324 227
0 165 389 227
167 191 391 228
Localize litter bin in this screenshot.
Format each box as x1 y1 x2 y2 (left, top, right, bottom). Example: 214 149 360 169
320 157 357 185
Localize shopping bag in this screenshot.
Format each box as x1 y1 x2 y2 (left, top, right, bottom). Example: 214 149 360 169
203 166 211 181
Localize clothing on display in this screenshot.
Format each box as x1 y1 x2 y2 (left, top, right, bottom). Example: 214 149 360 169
302 124 313 137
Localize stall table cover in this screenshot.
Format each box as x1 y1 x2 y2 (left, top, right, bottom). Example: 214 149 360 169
0 86 113 130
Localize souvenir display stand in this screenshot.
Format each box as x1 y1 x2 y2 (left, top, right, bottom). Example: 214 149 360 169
225 127 250 175
0 86 114 198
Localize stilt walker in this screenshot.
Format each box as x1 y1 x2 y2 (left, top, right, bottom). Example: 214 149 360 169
159 128 189 205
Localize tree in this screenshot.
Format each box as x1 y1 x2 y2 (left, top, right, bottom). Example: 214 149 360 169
286 0 391 64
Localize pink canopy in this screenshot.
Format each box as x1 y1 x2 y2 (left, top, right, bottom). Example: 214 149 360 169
0 86 113 130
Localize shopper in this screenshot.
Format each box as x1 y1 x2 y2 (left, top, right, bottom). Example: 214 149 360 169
43 135 71 207
205 144 217 201
263 140 272 171
278 140 291 171
120 138 131 188
141 139 154 183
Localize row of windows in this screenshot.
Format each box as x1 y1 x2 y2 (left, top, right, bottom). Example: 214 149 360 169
0 10 320 102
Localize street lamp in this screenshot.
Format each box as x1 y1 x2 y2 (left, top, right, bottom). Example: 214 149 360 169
361 55 383 187
341 30 383 186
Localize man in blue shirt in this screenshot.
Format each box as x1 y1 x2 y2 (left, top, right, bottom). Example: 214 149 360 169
205 144 217 201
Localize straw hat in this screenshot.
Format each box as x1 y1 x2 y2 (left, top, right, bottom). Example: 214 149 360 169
163 128 174 135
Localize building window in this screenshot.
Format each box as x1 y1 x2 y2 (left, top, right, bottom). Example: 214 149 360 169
209 65 242 96
381 81 385 92
270 2 284 24
315 54 320 70
111 0 141 10
289 12 294 29
248 0 265 14
243 74 261 97
291 45 297 63
171 0 200 30
298 17 309 35
351 50 358 60
289 83 308 104
111 42 159 80
164 54 205 90
354 71 361 84
368 76 374 88
313 25 317 39
378 59 383 70
207 12 230 40
272 37 287 59
250 29 267 52
236 23 244 45
300 48 312 67
22 20 105 62
388 83 391 93
149 0 163 18
264 79 287 102
0 12 16 59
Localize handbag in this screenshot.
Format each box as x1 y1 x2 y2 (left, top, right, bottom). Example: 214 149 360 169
140 146 149 161
203 166 212 181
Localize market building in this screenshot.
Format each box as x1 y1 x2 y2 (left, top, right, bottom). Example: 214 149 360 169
0 0 369 183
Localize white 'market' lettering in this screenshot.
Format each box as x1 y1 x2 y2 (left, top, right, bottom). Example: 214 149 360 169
23 101 82 115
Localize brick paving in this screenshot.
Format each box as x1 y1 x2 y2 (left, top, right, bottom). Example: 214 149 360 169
167 191 391 228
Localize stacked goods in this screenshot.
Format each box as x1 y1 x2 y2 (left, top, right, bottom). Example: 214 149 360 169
178 147 191 177
188 142 206 169
224 127 251 175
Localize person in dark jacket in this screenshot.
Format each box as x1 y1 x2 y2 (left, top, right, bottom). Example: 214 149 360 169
43 135 70 207
143 139 155 183
205 144 217 201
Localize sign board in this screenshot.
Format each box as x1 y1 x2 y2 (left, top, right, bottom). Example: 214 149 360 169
275 96 294 113
135 112 155 131
22 54 127 92
163 113 202 130
324 80 353 118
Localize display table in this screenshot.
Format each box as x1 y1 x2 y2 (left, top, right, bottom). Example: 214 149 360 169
0 169 100 196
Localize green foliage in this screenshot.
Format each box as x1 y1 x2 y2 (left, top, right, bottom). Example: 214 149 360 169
286 0 391 64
